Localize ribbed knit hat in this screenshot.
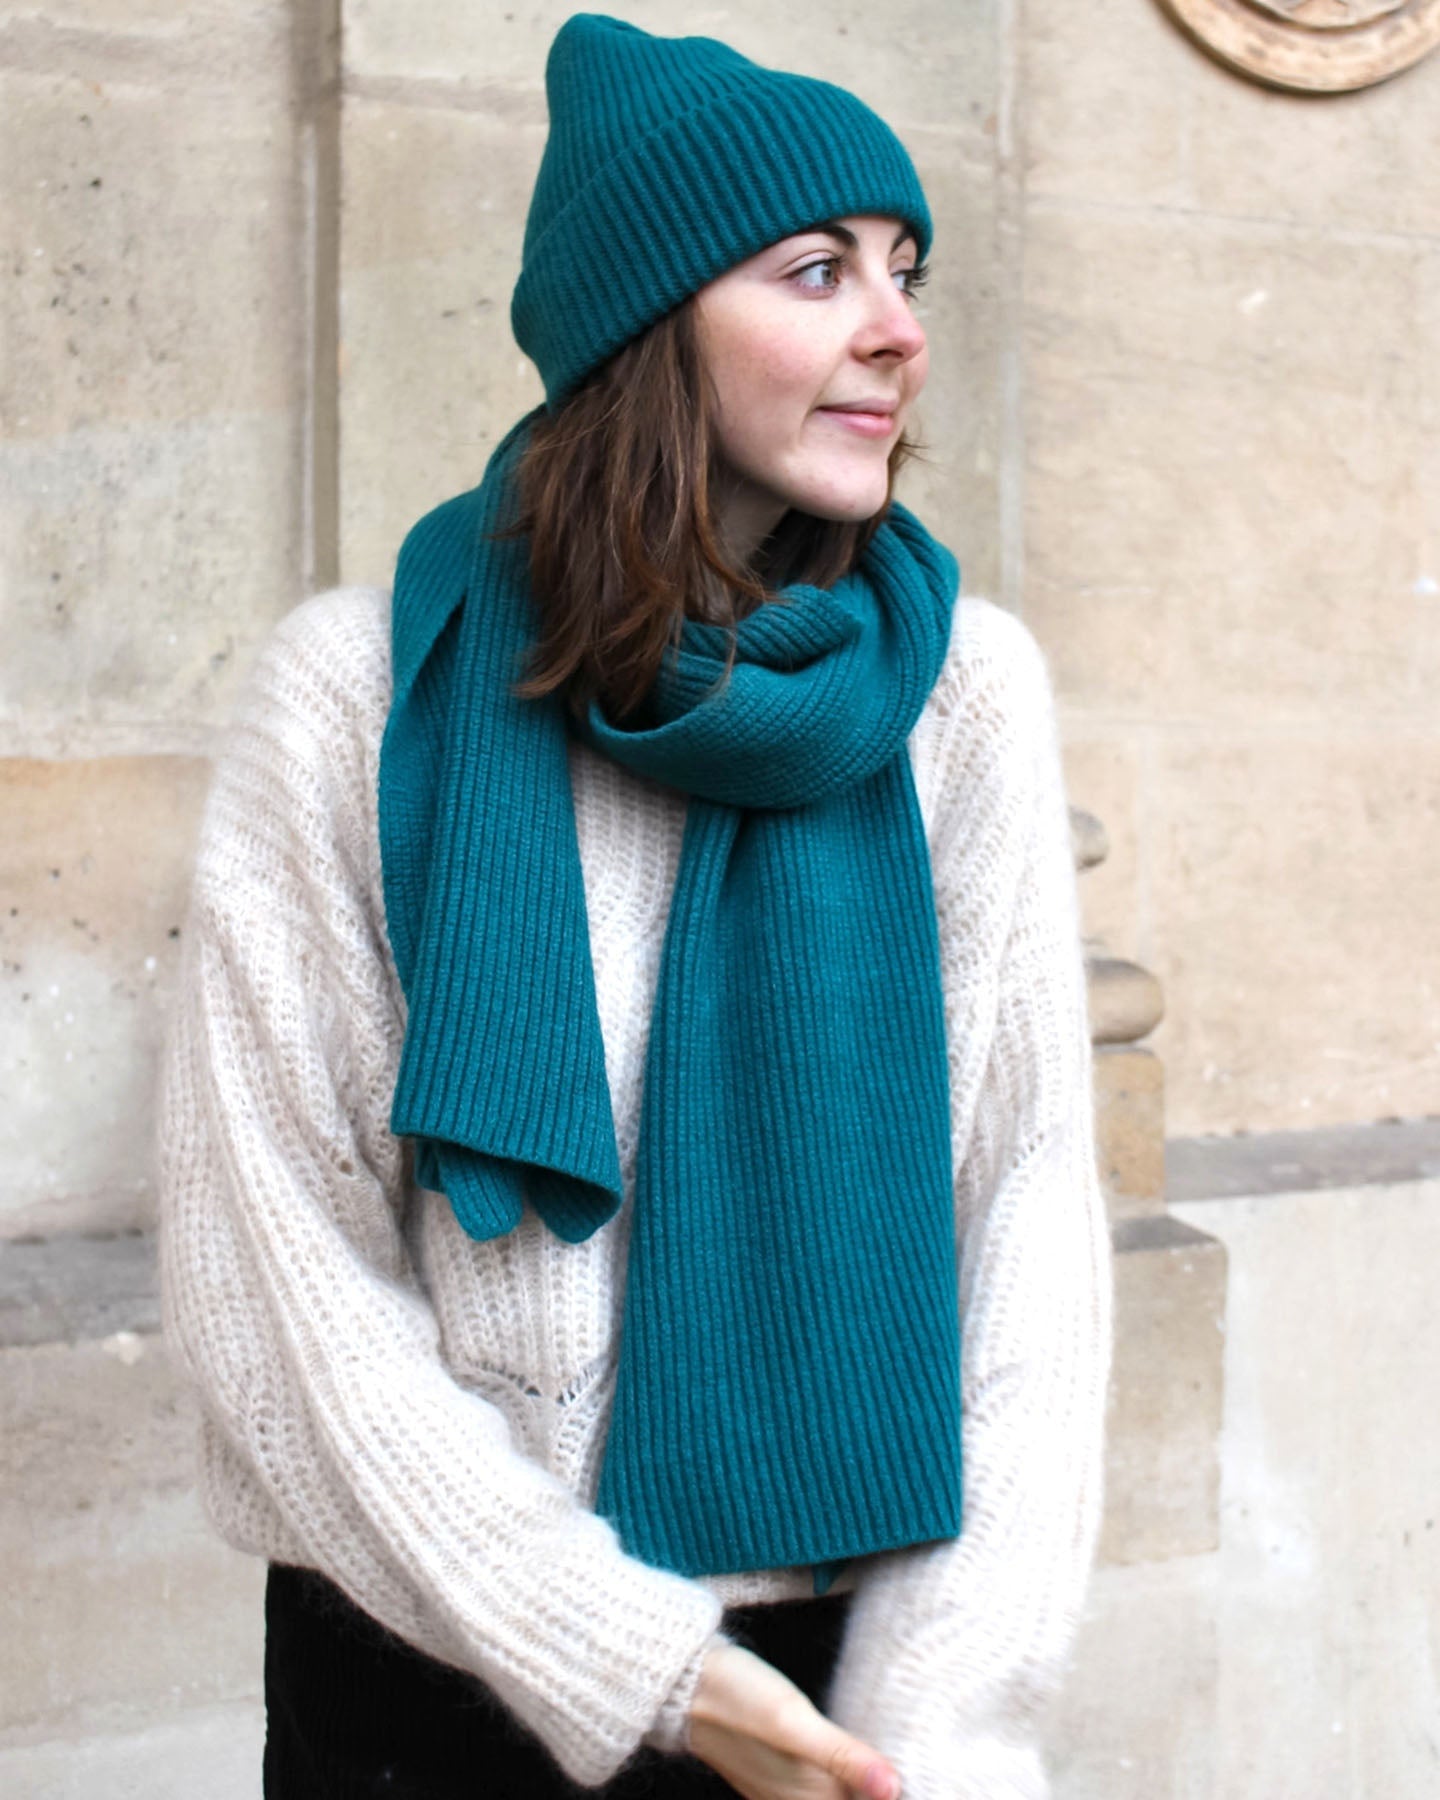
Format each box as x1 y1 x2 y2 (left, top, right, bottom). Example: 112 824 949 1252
511 14 933 409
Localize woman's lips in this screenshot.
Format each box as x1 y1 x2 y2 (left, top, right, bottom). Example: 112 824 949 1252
816 407 896 439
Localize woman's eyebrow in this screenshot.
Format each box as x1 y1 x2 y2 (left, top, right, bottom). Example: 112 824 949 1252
804 220 917 253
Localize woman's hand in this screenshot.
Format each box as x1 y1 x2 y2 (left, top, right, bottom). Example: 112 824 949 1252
688 1641 901 1800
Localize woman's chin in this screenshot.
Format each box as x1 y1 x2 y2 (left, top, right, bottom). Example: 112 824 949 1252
775 467 889 524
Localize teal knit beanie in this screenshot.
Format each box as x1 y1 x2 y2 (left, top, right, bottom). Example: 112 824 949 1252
511 14 933 409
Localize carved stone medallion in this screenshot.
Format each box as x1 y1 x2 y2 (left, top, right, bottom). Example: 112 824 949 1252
1156 0 1440 90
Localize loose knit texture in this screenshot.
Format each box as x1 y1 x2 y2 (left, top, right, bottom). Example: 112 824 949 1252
381 415 963 1590
157 583 1114 1798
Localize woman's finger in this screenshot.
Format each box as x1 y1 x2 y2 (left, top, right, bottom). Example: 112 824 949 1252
769 1702 900 1800
743 1679 899 1798
690 1714 897 1800
690 1643 901 1798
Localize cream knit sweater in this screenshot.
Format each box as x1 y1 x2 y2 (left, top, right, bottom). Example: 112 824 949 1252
157 582 1113 1798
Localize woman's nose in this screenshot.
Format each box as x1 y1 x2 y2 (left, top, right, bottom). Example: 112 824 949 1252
856 271 927 364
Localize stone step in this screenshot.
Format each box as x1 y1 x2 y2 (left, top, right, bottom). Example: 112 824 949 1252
1101 1213 1227 1566
0 1324 263 1758
0 1702 262 1800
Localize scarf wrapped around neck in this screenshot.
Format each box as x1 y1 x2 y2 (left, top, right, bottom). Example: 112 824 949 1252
379 406 965 1593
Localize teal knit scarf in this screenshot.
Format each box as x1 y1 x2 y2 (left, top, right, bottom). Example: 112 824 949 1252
379 407 964 1593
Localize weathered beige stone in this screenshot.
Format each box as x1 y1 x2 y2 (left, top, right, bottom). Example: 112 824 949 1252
343 0 1000 152
0 1704 263 1800
1026 0 1440 236
1026 379 1425 718
1147 731 1440 1135
1022 199 1438 1137
1069 805 1108 872
1024 0 1198 208
0 3 285 35
1047 1552 1219 1800
1061 736 1145 968
1167 1180 1440 1798
1 417 306 747
0 756 211 1238
2 62 296 438
1093 1046 1166 1218
1023 208 1428 722
1087 955 1164 1046
1 51 307 742
1102 1214 1226 1565
1183 49 1440 239
337 95 546 587
1025 203 1425 413
0 1333 262 1736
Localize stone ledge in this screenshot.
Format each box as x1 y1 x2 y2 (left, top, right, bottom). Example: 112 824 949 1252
0 1232 158 1349
1167 1115 1440 1202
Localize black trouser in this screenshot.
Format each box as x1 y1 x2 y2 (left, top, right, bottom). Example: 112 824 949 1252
263 1561 855 1798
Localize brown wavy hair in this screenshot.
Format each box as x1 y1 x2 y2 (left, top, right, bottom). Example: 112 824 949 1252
494 297 922 727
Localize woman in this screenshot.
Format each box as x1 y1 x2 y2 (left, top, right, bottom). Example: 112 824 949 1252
158 15 1112 1800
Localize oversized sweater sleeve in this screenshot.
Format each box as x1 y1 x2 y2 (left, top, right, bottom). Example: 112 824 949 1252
823 602 1114 1798
156 591 725 1790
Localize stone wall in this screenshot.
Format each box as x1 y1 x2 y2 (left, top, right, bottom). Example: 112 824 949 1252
4 0 1438 1237
1029 2 1440 1134
2 3 325 1236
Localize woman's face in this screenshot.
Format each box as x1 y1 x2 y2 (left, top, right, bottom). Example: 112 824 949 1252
693 212 930 559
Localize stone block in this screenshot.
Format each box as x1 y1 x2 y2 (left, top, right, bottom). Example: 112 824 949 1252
1068 807 1108 872
1024 0 1199 209
0 1332 262 1736
1101 1213 1226 1565
1022 207 1429 723
1148 731 1440 1136
1094 1047 1166 1220
1022 204 1438 1137
1 417 306 747
0 54 306 741
1169 1179 1440 1798
342 0 1001 152
1025 0 1440 238
1 37 296 440
1065 734 1144 957
337 95 546 587
0 755 211 1238
1061 734 1145 972
0 3 286 38
0 1703 264 1800
1183 49 1440 241
0 1232 159 1348
1087 956 1163 1047
1047 1553 1219 1800
1025 204 1423 416
1026 378 1428 716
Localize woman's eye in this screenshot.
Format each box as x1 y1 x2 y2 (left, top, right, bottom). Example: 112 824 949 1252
896 261 931 299
794 257 843 293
